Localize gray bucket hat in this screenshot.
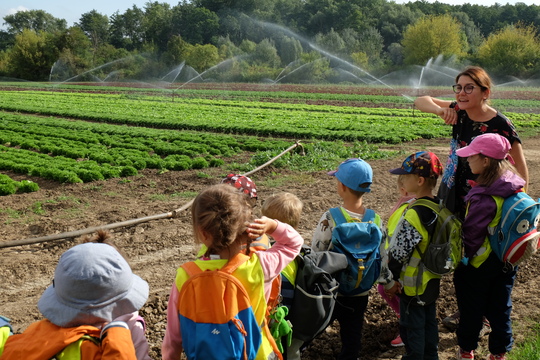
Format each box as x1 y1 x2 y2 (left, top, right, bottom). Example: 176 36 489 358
38 242 149 328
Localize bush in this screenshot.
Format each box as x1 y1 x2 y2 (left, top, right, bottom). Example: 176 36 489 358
120 166 138 177
191 157 209 169
0 182 17 196
17 180 39 193
133 159 147 170
209 158 225 167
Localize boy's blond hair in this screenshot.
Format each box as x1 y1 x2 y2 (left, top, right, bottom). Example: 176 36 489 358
261 192 303 228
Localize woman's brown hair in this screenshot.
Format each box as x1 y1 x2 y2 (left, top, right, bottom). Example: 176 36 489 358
192 184 253 257
456 66 493 102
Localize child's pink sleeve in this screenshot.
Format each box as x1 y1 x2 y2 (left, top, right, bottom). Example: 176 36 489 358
112 312 151 360
257 221 303 298
162 282 183 360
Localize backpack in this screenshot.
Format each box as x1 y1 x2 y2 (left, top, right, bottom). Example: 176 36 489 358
178 254 281 360
287 245 348 342
488 191 540 267
406 199 463 275
329 207 382 295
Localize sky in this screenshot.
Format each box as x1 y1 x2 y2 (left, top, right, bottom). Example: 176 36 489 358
1 0 538 31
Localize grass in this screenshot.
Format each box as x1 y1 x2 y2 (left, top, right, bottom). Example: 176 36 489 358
149 191 200 201
508 320 540 359
259 173 315 188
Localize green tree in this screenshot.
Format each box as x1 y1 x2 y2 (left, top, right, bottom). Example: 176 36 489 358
3 10 66 34
171 4 219 45
51 27 93 81
143 2 173 53
477 24 540 77
163 35 190 65
357 27 384 66
252 39 281 68
77 10 110 50
452 11 484 55
402 14 467 65
276 35 303 65
7 29 59 80
216 35 243 59
109 6 145 51
314 28 346 56
0 30 15 51
184 43 220 72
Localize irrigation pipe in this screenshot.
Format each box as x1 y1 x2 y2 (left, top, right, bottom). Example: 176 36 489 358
0 141 304 249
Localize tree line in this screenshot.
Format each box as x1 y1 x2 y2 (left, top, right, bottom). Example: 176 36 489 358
0 0 539 83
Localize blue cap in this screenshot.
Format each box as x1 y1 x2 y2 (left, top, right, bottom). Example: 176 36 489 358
328 158 372 193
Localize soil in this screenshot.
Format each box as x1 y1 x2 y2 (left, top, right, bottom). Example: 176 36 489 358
1 135 540 360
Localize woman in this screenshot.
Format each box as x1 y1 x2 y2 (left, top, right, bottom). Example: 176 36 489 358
414 66 528 221
414 66 530 334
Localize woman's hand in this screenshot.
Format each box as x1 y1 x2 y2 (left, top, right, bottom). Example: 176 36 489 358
437 107 458 125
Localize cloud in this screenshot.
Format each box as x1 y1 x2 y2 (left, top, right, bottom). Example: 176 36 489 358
7 6 29 15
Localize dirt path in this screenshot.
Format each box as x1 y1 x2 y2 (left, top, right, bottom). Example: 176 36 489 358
1 135 539 360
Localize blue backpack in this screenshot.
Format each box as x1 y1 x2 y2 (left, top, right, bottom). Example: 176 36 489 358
488 191 540 267
329 207 382 295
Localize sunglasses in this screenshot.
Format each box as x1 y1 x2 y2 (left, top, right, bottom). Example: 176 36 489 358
452 84 478 94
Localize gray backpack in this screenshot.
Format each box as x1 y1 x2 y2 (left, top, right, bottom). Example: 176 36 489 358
287 246 348 342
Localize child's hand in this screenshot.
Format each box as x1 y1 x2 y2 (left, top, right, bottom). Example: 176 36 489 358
385 281 402 299
246 216 278 239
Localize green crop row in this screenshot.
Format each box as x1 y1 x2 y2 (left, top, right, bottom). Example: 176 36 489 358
0 174 39 195
0 112 303 184
1 91 538 144
0 91 443 143
4 82 540 110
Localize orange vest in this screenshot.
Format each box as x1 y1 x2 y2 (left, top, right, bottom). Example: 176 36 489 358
0 319 137 360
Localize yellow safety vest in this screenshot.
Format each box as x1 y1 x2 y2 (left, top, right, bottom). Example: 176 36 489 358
400 208 441 297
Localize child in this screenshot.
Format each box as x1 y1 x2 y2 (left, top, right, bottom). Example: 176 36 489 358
198 173 265 254
261 192 304 360
0 242 149 359
162 184 303 360
386 151 443 360
81 230 152 360
222 173 258 206
454 133 524 360
312 158 382 360
378 175 415 348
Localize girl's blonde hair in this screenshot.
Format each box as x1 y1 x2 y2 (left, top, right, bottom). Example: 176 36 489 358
261 192 303 228
192 184 253 257
476 155 518 187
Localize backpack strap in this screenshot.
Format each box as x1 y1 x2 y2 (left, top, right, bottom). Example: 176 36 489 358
221 253 251 274
181 253 250 277
330 207 376 224
329 207 347 226
363 209 376 223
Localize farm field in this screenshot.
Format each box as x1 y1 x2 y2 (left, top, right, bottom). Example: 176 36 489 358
1 82 540 360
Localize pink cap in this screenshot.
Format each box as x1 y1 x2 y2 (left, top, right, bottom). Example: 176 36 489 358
456 133 515 164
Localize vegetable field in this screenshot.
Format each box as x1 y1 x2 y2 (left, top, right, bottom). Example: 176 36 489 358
1 82 540 195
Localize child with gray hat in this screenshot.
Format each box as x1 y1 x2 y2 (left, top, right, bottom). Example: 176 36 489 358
0 241 149 360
